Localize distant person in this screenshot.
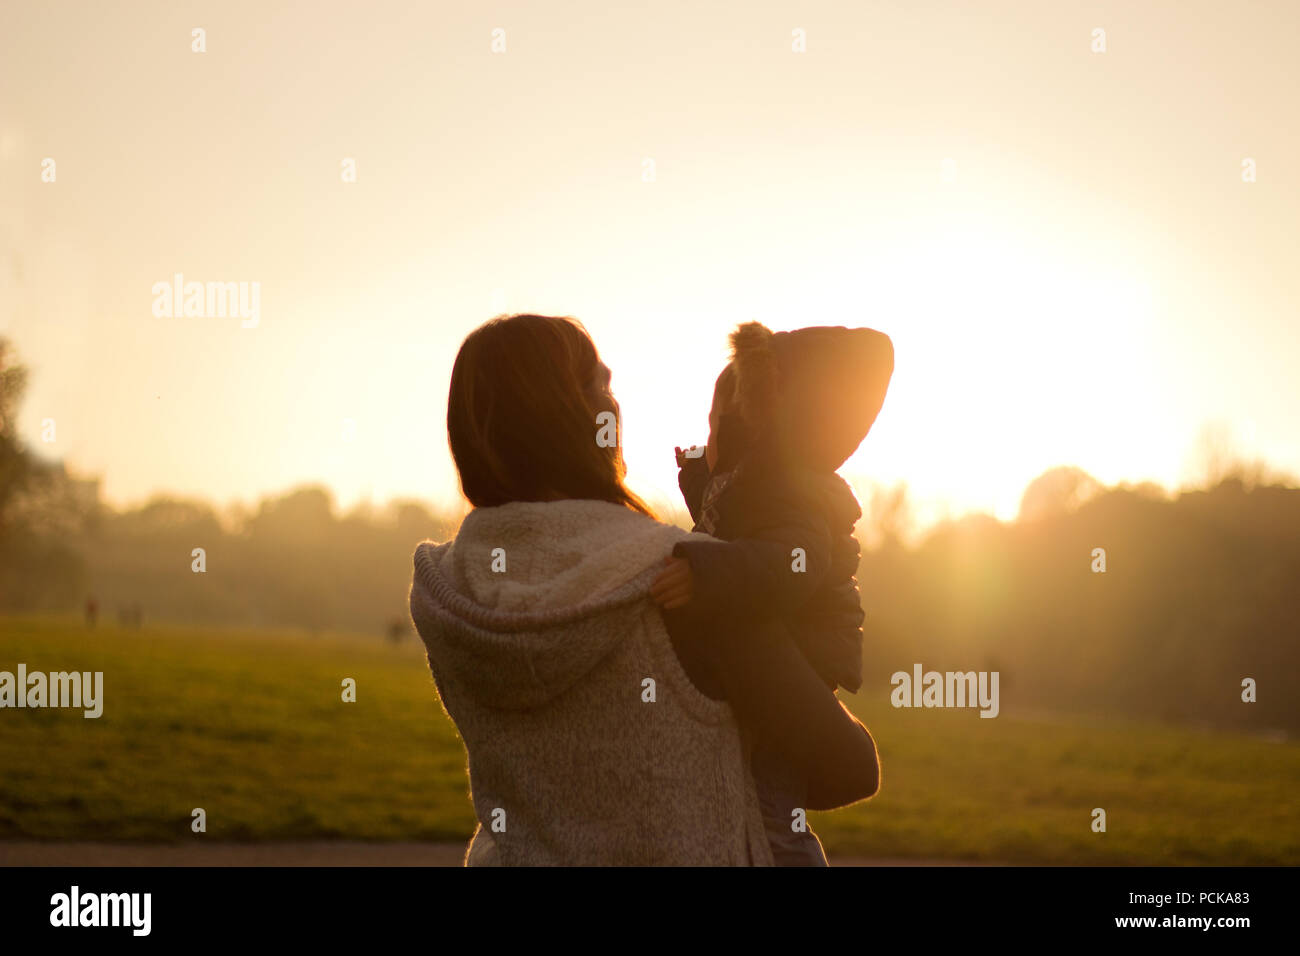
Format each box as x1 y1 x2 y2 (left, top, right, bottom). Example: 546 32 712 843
385 618 406 643
84 596 98 629
409 313 880 865
651 320 894 865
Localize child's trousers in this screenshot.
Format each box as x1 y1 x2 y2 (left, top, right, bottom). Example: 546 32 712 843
750 740 830 866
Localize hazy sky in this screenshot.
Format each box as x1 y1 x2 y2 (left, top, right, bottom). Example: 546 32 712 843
2 1 1297 527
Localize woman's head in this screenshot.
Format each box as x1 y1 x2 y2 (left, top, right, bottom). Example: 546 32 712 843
447 314 653 515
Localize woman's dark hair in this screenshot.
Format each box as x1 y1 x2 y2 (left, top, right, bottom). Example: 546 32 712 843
447 314 654 516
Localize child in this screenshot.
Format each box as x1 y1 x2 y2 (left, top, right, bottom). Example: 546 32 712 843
650 320 894 865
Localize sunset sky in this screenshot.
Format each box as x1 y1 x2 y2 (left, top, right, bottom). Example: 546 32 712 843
2 1 1297 530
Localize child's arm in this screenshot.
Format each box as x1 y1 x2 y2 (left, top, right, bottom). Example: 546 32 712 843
659 479 834 619
786 570 867 693
674 445 710 524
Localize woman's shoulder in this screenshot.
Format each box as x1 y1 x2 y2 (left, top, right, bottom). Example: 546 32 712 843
415 499 697 607
488 499 690 547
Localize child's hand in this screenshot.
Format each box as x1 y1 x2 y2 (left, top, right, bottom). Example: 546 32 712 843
674 445 706 468
649 556 694 609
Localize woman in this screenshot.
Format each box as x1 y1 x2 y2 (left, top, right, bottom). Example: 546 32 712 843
408 314 879 865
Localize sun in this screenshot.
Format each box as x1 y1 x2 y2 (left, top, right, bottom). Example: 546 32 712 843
830 222 1158 522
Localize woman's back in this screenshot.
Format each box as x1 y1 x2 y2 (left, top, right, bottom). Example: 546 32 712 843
409 498 774 865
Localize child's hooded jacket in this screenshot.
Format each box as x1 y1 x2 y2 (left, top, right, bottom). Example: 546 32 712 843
675 322 895 693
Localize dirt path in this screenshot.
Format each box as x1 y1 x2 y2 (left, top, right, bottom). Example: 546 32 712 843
0 841 997 867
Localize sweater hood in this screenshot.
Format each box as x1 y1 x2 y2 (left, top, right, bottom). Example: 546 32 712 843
409 499 689 710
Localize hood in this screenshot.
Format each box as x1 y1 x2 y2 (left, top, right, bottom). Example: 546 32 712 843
409 499 688 710
730 322 895 472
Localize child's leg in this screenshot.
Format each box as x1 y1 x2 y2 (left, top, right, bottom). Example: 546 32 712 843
750 740 830 867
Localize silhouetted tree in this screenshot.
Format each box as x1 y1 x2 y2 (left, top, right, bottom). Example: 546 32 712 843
0 339 90 608
1018 465 1102 522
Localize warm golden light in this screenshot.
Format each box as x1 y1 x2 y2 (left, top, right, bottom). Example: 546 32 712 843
1 1 1295 529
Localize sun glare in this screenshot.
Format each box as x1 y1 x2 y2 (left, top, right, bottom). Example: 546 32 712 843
832 223 1157 523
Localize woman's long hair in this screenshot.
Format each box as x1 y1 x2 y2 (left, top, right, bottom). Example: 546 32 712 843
447 314 654 516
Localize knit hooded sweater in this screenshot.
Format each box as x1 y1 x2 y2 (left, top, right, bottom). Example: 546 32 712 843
408 498 775 866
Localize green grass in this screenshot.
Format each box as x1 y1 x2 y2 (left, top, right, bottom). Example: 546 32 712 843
2 615 1296 863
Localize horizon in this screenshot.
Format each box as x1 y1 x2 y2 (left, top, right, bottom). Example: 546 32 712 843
23 422 1289 544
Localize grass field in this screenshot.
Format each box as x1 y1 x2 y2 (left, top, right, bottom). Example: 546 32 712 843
1 616 1296 864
